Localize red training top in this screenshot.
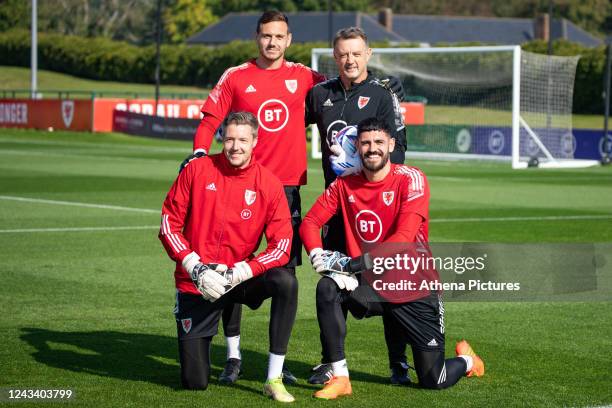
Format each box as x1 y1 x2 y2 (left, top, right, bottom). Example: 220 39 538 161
194 59 325 186
160 154 292 295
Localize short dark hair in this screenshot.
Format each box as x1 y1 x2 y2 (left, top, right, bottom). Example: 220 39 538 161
333 27 368 48
357 117 392 138
256 10 290 33
223 111 258 138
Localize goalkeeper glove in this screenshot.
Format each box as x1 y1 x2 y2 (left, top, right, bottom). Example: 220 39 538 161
192 263 230 301
223 261 253 289
322 272 359 291
380 76 405 102
309 248 374 276
182 252 229 301
179 149 207 173
309 248 352 275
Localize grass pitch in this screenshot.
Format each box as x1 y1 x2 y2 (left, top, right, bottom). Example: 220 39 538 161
0 128 611 407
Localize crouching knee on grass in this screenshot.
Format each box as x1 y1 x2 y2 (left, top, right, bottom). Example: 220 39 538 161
300 117 485 399
159 111 298 403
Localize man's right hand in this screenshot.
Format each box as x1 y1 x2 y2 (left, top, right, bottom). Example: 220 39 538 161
309 248 352 275
191 263 230 301
179 150 206 173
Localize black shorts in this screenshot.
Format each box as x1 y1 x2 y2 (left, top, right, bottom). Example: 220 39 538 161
174 268 295 340
385 292 445 352
342 285 445 352
284 186 302 267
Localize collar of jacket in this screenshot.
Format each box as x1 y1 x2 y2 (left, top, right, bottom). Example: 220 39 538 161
336 70 373 92
217 153 257 177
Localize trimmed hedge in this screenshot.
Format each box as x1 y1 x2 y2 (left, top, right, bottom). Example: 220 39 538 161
0 30 320 87
0 30 607 113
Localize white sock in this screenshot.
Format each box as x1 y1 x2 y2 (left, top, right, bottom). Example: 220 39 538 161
331 359 349 378
267 352 285 380
226 335 241 360
459 355 473 373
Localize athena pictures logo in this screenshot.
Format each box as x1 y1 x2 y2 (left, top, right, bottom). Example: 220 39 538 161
354 210 383 243
257 99 289 132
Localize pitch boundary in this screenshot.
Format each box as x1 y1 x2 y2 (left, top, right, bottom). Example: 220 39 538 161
0 225 159 233
0 195 159 213
2 195 611 224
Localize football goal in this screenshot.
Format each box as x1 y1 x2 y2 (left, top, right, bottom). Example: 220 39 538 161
311 46 599 169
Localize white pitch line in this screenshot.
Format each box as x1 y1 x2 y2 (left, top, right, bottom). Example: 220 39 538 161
0 195 159 214
431 214 612 223
0 137 189 153
1 195 610 224
0 225 159 233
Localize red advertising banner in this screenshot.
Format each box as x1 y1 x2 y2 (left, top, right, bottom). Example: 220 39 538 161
400 102 425 125
0 99 93 131
92 98 205 132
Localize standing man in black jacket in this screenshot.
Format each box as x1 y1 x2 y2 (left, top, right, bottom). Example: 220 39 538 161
305 26 410 386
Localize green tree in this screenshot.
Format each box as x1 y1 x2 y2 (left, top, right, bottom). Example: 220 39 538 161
372 0 610 37
492 0 610 36
209 0 370 15
0 0 30 32
163 0 217 44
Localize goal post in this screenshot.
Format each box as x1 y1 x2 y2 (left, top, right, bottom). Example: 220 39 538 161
310 46 599 169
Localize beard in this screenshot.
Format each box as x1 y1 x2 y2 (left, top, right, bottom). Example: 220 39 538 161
361 150 390 172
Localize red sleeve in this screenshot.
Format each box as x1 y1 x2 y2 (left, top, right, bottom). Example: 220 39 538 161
194 67 236 152
248 183 293 276
312 69 326 85
193 115 222 153
299 181 340 254
159 165 194 263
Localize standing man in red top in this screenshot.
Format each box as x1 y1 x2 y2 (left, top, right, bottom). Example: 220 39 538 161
184 11 325 382
300 117 484 399
160 112 298 402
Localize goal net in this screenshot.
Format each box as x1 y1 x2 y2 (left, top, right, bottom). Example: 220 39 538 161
311 46 599 169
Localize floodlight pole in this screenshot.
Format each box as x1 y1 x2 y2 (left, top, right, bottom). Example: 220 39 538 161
547 0 553 56
154 0 162 116
31 0 37 99
603 40 611 162
328 0 333 47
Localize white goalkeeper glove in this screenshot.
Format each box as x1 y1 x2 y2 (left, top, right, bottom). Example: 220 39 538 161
225 261 253 288
322 272 359 291
193 264 230 301
182 252 229 301
309 248 353 275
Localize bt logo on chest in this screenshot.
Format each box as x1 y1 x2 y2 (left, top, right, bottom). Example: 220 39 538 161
354 210 382 243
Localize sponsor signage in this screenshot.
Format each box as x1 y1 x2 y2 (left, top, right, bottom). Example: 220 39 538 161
92 98 205 132
112 110 200 140
0 99 93 131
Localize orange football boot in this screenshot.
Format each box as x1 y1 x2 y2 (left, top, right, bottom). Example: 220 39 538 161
313 376 352 400
455 340 485 377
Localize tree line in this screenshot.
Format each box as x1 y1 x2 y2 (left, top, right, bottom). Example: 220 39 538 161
0 0 609 45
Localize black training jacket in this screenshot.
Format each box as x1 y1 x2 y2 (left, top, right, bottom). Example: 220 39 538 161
306 72 407 186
